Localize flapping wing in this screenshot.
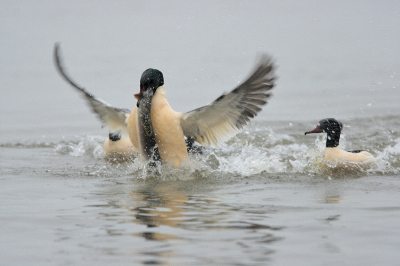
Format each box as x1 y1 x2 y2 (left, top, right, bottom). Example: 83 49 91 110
53 43 130 135
180 54 276 147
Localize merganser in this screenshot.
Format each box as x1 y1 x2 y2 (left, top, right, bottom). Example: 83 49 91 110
103 132 137 158
54 43 276 167
305 118 374 162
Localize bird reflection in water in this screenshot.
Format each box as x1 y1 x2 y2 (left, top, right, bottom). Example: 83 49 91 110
129 181 191 241
118 179 283 265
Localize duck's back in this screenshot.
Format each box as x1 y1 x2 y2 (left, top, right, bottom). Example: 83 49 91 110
103 137 137 158
325 147 374 162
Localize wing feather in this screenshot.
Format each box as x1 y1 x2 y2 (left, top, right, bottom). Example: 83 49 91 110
180 54 276 147
53 43 130 135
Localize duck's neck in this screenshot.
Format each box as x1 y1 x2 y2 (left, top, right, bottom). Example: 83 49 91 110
326 131 340 148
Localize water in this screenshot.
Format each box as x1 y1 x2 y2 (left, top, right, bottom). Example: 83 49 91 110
1 1 400 265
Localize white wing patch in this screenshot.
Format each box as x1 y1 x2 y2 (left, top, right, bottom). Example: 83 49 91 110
180 54 276 148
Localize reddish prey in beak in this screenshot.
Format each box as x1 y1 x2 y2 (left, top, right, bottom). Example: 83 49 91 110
305 125 323 135
134 86 146 99
134 86 146 106
134 93 142 107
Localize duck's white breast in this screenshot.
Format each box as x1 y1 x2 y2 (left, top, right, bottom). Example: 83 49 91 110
150 86 189 167
126 105 139 149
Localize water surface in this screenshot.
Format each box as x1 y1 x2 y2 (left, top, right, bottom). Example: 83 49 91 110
1 1 400 265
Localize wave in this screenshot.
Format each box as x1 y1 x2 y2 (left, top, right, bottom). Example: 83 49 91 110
2 124 400 178
54 135 106 158
0 141 57 149
54 132 400 177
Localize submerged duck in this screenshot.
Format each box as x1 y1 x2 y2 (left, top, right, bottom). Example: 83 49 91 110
54 44 276 166
102 133 137 158
305 118 374 162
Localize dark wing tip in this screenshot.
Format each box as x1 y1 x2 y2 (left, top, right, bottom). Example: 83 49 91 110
53 42 62 73
233 54 277 95
232 53 277 128
54 42 60 51
53 43 94 99
250 53 277 86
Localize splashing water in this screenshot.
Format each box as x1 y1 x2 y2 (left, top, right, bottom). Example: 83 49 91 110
30 117 399 179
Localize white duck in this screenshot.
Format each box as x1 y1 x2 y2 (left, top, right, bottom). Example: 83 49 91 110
54 43 276 167
305 118 374 162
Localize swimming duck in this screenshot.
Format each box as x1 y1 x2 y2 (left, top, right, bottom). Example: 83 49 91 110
305 118 374 162
54 43 276 167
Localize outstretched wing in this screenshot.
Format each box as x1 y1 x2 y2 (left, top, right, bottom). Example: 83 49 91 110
180 54 276 147
53 43 130 135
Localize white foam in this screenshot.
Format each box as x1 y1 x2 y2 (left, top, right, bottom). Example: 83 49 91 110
52 130 400 177
384 137 400 155
55 135 105 158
